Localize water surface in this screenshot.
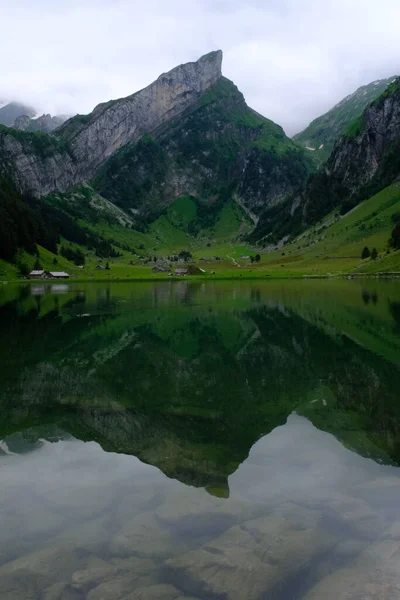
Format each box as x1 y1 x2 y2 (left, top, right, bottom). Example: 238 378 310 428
0 279 400 599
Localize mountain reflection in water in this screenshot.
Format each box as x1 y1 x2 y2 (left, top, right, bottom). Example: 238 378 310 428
0 279 399 600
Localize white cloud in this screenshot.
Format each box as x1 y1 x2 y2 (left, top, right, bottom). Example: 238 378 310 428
1 0 399 135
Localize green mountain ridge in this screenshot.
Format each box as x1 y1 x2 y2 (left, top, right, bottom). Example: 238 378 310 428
251 77 400 260
92 77 312 225
294 75 397 164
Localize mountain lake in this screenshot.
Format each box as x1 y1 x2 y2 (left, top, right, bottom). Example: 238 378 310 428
0 278 399 600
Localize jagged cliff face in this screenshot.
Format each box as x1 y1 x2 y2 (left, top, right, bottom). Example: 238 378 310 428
250 79 400 243
0 49 312 233
58 50 223 181
294 75 397 164
0 135 77 197
93 77 311 221
0 51 223 197
298 78 400 226
327 80 400 193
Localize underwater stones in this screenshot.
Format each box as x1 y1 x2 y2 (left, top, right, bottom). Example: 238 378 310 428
323 494 386 539
86 576 145 600
164 512 337 600
43 582 82 600
122 583 181 599
303 539 400 600
71 556 117 590
0 570 49 600
0 543 83 581
74 556 157 598
155 489 256 537
110 513 187 559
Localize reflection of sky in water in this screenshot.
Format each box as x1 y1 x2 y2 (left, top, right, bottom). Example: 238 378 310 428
0 279 399 598
1 415 400 598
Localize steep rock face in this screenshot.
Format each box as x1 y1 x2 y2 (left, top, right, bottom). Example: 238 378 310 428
57 50 223 182
0 133 77 197
329 81 400 190
249 79 400 243
302 78 400 222
237 145 311 215
294 75 397 164
93 78 311 221
0 51 223 196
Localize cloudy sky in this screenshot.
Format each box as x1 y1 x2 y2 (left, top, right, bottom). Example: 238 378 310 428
2 0 400 135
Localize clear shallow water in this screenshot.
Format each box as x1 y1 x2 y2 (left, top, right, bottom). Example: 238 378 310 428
0 279 400 600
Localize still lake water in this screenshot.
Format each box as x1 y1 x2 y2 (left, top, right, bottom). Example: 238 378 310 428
0 279 400 599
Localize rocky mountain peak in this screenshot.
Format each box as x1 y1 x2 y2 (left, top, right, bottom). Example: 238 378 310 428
0 51 225 197
157 49 223 87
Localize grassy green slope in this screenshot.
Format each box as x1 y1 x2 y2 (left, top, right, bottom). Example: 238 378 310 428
260 183 400 275
3 182 400 281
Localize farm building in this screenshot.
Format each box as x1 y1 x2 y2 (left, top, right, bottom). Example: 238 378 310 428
152 264 170 273
28 270 46 279
49 272 70 279
175 268 188 276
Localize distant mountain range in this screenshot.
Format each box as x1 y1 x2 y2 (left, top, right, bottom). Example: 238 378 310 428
0 100 69 132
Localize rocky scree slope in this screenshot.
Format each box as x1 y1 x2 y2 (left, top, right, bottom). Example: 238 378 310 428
92 77 312 226
294 75 397 164
0 51 224 197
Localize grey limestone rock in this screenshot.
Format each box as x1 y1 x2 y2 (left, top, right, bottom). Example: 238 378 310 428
0 51 223 198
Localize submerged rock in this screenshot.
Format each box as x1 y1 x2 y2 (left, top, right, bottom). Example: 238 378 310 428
87 576 147 600
122 583 181 599
323 494 386 539
155 489 256 539
110 513 188 559
303 539 400 599
164 511 337 600
43 582 82 600
0 543 83 581
0 570 49 600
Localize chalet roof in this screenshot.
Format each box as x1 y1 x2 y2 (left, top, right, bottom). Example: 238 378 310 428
29 270 45 275
175 268 188 274
49 272 70 277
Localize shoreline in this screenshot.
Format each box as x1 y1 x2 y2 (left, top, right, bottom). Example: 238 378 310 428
3 271 400 285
